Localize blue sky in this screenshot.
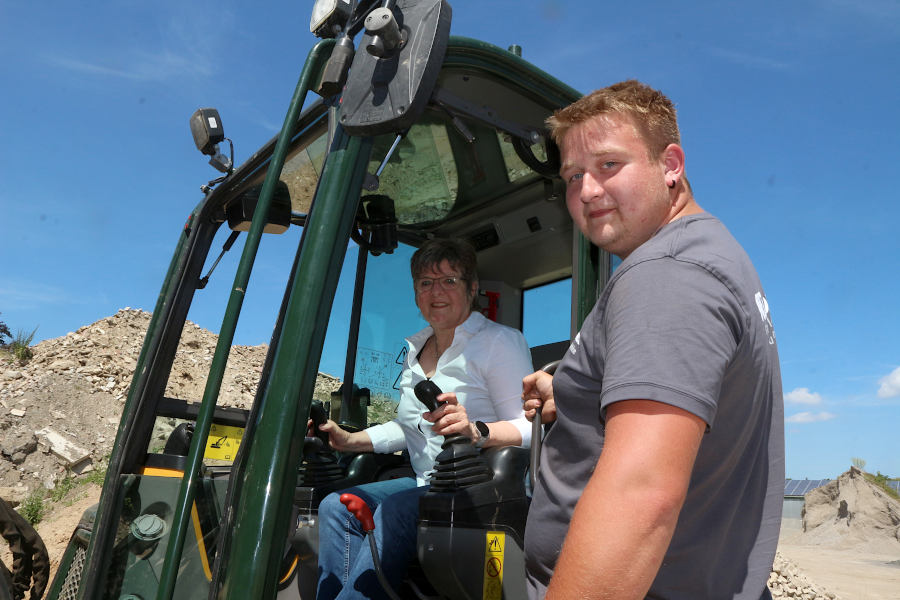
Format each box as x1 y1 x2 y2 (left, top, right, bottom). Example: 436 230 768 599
1 1 898 480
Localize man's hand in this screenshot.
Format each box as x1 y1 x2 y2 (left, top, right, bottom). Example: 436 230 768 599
522 370 557 423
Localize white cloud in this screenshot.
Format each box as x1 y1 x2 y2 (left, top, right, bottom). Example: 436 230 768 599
877 366 900 398
0 281 69 309
702 45 792 71
48 49 213 83
786 411 836 424
785 387 823 405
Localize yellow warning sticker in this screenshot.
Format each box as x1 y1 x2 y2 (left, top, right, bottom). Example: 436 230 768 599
204 424 244 461
483 531 505 600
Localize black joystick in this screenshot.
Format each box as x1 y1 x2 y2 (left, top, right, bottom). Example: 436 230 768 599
413 380 491 491
414 380 462 443
309 402 331 447
300 401 343 486
413 379 443 412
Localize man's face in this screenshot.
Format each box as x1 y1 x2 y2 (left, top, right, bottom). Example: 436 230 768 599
560 113 674 258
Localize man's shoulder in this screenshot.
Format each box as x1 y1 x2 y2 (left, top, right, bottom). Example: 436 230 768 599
619 213 756 287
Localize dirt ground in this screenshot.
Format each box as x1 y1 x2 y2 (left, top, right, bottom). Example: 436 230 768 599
778 526 900 600
35 486 100 586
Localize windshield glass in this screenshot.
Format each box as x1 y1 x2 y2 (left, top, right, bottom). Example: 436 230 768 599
353 244 426 404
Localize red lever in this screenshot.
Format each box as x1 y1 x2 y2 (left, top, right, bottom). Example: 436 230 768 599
340 493 375 532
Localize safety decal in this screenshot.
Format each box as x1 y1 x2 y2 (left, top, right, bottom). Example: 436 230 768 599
482 531 505 600
204 423 244 461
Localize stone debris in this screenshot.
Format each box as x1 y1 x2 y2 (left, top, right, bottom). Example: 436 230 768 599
769 552 838 599
35 427 91 467
0 308 340 497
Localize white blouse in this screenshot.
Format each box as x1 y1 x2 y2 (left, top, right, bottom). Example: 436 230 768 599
365 312 533 484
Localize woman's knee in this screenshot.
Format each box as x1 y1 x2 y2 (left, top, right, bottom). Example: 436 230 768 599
318 492 348 528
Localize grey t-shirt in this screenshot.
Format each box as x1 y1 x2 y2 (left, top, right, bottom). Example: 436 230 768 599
525 213 784 599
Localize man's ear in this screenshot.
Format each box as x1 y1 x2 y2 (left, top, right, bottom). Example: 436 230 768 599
663 143 685 183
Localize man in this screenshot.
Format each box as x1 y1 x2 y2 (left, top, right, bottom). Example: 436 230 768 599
523 80 784 599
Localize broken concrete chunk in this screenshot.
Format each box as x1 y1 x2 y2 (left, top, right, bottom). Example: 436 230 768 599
35 427 91 467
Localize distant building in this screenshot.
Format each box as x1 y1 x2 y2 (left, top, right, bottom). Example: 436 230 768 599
782 479 830 526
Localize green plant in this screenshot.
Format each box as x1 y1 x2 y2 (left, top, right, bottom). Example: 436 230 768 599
0 313 11 345
865 471 900 500
84 456 109 486
20 489 46 525
368 395 399 425
851 457 866 471
10 326 38 363
50 473 78 502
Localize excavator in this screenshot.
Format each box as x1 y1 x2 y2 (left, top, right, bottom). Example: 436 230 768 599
45 1 612 598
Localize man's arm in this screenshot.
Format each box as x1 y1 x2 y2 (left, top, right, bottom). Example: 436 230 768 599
545 399 706 600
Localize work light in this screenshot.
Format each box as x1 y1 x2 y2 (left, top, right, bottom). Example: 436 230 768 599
310 0 352 38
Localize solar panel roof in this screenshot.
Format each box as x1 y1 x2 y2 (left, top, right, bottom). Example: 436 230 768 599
783 479 830 496
784 478 900 497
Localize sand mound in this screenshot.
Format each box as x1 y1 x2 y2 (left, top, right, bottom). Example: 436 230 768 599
801 466 900 554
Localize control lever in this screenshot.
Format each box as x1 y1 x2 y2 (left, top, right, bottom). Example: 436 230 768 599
413 379 443 412
530 360 561 483
340 494 402 600
413 380 463 443
308 402 331 448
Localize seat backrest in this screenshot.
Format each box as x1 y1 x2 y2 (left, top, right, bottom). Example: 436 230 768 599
529 340 569 372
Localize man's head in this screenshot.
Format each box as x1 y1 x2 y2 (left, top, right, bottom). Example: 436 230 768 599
549 80 698 259
548 79 681 160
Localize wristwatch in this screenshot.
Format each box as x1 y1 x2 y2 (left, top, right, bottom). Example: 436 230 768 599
473 420 490 448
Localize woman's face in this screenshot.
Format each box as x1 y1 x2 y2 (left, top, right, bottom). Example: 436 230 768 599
414 259 476 332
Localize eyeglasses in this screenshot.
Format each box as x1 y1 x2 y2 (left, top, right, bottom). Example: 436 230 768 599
414 276 464 292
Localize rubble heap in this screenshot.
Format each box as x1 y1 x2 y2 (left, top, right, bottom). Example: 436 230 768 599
0 309 340 503
768 552 838 599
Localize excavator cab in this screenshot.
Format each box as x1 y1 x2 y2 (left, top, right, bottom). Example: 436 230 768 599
45 2 611 599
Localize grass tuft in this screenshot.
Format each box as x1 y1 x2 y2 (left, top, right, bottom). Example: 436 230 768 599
20 489 46 525
9 326 38 364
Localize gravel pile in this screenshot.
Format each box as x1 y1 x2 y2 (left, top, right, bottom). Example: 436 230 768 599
769 552 839 599
0 309 340 503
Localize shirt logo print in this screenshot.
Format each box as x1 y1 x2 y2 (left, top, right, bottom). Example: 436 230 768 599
569 332 582 355
754 291 776 345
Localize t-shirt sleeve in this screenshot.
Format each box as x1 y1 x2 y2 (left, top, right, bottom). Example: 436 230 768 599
599 257 745 428
480 325 535 446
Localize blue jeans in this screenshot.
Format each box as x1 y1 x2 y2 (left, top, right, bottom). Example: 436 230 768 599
316 478 429 600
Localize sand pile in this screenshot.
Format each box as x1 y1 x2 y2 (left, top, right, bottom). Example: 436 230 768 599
801 466 900 554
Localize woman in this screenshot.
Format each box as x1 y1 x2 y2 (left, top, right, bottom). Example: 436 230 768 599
315 238 533 600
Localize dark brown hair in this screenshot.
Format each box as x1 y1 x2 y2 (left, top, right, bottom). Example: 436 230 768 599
411 238 479 308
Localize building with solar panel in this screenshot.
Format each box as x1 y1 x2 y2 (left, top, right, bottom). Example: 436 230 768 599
783 479 831 527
